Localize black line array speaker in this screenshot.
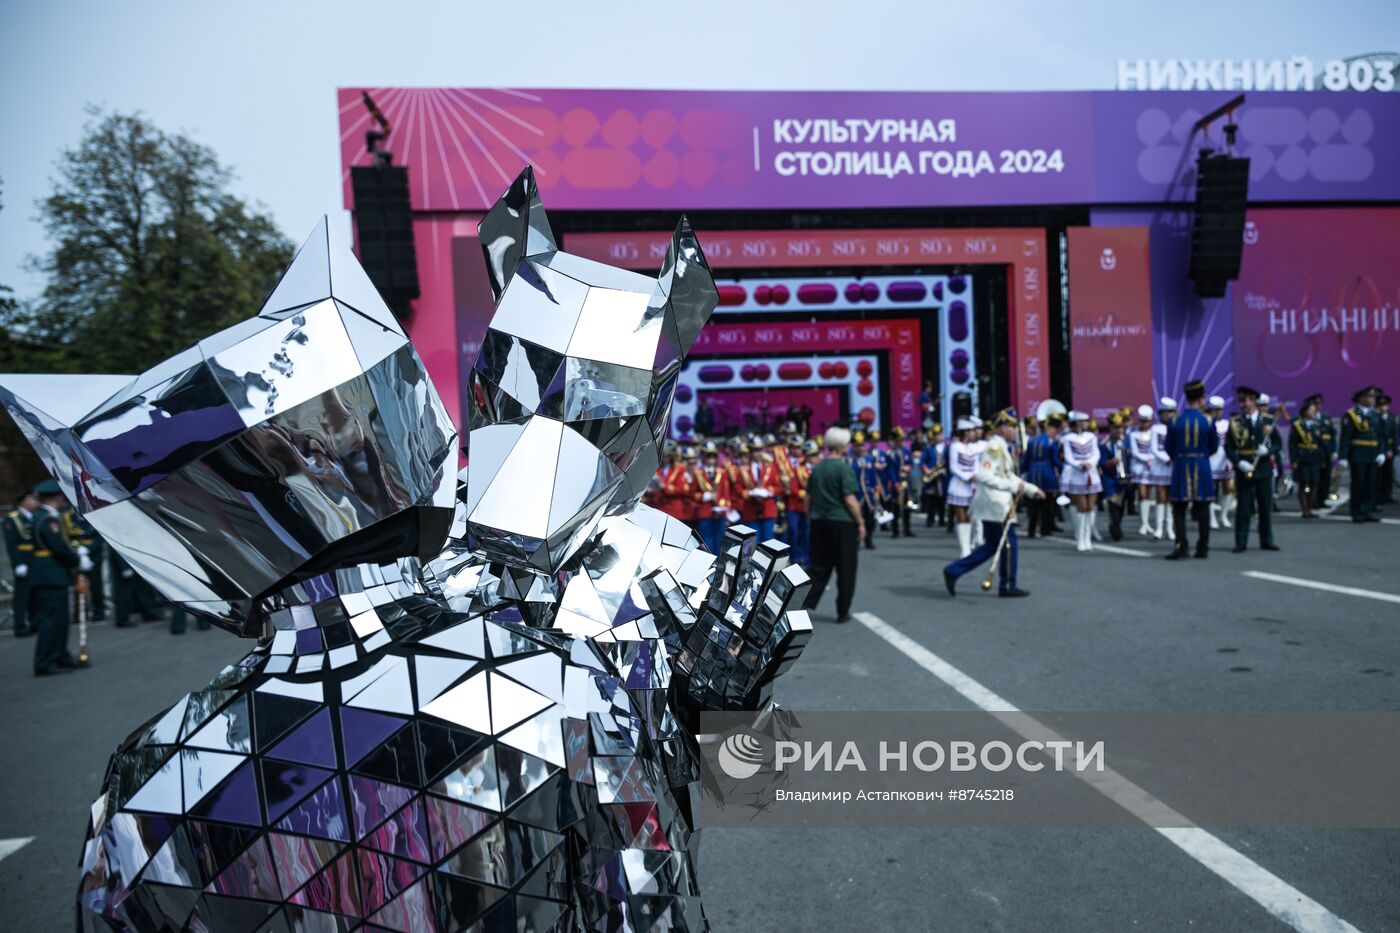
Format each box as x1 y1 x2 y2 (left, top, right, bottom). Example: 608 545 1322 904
1189 153 1250 299
350 165 419 318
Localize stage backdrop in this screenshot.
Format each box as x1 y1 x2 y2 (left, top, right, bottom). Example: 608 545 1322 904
339 89 1400 212
1066 226 1154 420
1231 206 1400 412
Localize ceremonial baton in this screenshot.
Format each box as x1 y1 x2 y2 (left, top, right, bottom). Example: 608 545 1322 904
74 571 92 666
981 491 1024 592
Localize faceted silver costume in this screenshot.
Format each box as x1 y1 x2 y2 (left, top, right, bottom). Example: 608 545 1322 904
0 167 811 932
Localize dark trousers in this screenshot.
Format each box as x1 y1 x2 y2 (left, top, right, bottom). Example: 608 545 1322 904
698 517 726 556
1348 456 1378 519
10 573 30 634
1380 454 1395 503
922 489 945 527
945 520 1018 592
84 548 106 620
1170 501 1211 554
1106 497 1125 541
1026 499 1055 536
785 511 809 566
31 585 72 673
113 572 163 624
803 519 859 618
859 502 876 547
169 606 210 634
1235 474 1275 548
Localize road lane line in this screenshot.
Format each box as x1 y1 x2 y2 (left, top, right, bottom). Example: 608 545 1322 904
853 611 1362 933
1241 571 1400 605
0 837 34 861
1044 536 1152 558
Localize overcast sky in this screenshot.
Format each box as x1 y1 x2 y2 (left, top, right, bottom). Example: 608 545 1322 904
2 0 1395 299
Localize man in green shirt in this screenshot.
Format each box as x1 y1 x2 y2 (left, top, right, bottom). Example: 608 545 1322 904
801 427 867 624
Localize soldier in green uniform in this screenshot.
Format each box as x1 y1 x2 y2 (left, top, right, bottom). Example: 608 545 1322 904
1310 394 1338 511
1224 385 1281 552
61 506 106 622
1288 396 1329 519
1339 386 1385 523
28 479 93 675
1378 391 1396 505
3 488 40 637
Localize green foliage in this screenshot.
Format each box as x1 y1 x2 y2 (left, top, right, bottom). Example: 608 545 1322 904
0 108 293 375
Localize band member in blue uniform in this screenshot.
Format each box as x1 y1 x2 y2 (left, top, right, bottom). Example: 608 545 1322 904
1225 385 1281 551
920 424 947 528
1100 413 1129 541
887 427 917 537
1165 380 1219 560
943 409 1044 597
1022 415 1061 538
855 433 885 549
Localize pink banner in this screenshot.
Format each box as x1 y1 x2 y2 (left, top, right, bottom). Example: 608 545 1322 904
1232 207 1400 411
1067 226 1154 419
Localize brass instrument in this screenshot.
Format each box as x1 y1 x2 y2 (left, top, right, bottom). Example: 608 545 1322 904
1035 399 1068 423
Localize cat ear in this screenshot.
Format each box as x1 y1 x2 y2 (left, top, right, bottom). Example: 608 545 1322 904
478 165 557 302
654 215 717 358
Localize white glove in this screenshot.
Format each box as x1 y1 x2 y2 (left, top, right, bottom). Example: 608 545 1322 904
76 545 90 558
703 492 714 502
1237 460 1255 474
78 555 94 573
1378 453 1388 466
13 564 27 578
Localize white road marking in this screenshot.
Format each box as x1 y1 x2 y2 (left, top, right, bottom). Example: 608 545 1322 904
1241 571 1400 605
1283 512 1400 527
853 611 1363 933
0 837 34 861
1042 536 1151 558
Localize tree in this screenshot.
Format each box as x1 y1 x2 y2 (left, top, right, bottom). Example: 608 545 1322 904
2 108 293 375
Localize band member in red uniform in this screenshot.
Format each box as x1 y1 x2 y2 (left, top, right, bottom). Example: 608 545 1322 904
661 444 698 525
694 440 726 554
743 440 783 541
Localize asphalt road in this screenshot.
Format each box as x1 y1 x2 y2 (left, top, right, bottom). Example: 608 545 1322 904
1 504 1396 931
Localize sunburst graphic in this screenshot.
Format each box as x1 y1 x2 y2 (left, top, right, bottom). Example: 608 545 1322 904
339 88 548 211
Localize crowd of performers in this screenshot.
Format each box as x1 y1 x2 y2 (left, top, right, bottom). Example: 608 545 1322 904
646 383 1395 568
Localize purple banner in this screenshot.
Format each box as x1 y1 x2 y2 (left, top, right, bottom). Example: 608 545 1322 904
340 89 1400 213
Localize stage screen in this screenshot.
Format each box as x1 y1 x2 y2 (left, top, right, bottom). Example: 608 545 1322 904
1231 206 1400 413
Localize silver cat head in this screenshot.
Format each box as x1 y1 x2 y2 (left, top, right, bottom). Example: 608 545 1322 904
0 221 458 635
463 167 717 573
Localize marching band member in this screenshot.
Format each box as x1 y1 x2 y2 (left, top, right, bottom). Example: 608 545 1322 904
920 424 947 528
887 427 916 538
1060 411 1102 552
947 419 981 557
1339 385 1385 523
1149 397 1177 540
1099 413 1129 541
1165 380 1219 560
1023 415 1061 538
969 419 989 548
942 409 1044 598
695 440 728 554
1206 395 1233 528
1288 396 1328 520
1225 385 1281 551
746 438 783 541
785 435 812 565
856 432 887 550
662 444 699 527
1129 405 1157 535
